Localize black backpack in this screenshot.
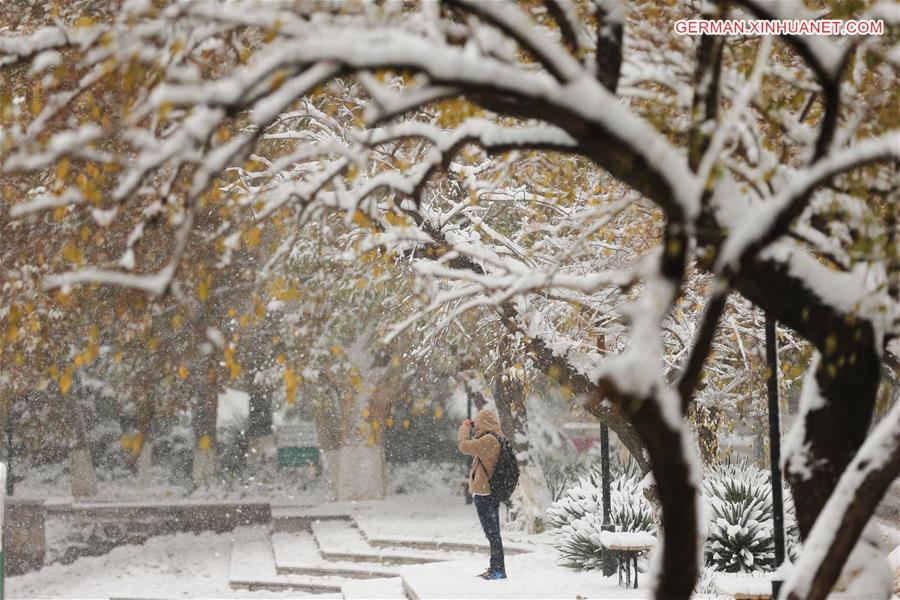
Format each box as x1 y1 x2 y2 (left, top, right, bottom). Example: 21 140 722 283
478 432 520 503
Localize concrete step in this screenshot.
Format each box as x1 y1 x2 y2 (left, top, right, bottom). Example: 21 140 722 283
364 533 533 555
272 530 400 579
272 506 353 533
228 533 345 594
310 520 480 566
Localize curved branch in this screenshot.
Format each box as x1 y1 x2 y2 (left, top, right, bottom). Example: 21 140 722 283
445 0 584 83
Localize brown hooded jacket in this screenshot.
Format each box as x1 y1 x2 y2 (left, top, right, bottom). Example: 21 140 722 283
458 409 503 495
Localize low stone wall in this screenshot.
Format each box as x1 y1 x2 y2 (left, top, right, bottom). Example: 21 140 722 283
4 500 46 575
6 500 272 574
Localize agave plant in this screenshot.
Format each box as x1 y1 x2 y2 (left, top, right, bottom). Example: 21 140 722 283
702 458 801 573
548 458 655 571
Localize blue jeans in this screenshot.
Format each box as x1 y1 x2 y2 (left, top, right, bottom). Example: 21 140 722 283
474 494 505 573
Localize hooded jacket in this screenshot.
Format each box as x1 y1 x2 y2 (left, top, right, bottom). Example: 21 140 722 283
458 409 503 495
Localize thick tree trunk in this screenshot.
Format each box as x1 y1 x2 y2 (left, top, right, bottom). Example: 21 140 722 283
69 446 97 497
693 403 720 465
599 379 699 599
192 360 220 486
785 347 881 537
247 386 275 462
733 257 883 537
493 335 551 532
726 251 888 597
67 395 97 497
784 401 900 599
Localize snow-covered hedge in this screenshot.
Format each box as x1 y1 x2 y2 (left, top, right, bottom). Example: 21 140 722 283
702 458 800 573
547 458 654 570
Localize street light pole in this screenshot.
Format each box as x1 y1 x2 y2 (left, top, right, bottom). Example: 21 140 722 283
596 334 616 576
599 422 616 576
766 314 785 596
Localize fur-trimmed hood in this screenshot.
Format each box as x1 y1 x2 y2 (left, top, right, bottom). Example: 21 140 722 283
474 408 502 435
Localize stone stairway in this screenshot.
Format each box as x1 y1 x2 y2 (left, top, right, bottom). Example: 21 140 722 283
227 510 533 599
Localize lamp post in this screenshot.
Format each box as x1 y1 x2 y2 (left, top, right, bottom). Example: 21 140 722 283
599 423 617 576
3 412 11 497
595 334 617 576
766 315 785 596
464 388 473 505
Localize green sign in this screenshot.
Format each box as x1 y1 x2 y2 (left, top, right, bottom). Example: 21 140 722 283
277 446 319 467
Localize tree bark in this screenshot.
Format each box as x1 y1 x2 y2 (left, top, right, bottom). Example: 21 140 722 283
192 358 220 486
732 256 883 538
67 388 97 497
599 379 699 599
784 401 900 600
493 333 551 532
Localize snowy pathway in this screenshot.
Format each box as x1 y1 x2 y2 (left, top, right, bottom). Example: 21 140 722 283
8 492 656 599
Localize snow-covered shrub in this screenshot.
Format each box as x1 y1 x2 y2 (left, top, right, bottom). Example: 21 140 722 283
547 458 654 571
702 458 800 573
539 453 588 502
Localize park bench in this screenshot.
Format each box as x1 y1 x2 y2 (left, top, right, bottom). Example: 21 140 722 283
597 531 656 589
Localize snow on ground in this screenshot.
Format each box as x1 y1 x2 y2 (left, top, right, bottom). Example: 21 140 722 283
400 549 649 599
7 526 334 600
7 486 650 599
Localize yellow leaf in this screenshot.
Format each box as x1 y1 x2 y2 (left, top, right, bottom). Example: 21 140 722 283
178 365 189 380
402 419 410 429
62 242 82 265
31 82 42 115
149 337 159 352
351 210 372 228
113 352 123 363
434 406 443 419
56 159 70 182
244 226 261 249
198 281 209 301
198 435 212 451
172 314 183 330
60 366 74 395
